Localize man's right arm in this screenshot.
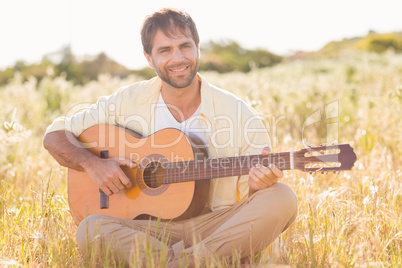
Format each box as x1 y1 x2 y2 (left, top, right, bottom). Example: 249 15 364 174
43 130 133 195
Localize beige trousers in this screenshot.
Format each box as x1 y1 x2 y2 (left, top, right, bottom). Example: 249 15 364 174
76 182 298 265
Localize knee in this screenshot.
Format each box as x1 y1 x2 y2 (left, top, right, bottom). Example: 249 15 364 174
276 182 297 206
253 182 298 220
75 214 108 252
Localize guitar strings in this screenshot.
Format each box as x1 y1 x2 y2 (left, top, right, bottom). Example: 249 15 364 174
134 153 293 184
136 152 343 184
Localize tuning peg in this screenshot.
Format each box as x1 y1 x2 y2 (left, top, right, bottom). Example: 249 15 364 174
321 171 328 175
320 143 327 146
309 171 316 175
332 141 338 145
333 171 340 174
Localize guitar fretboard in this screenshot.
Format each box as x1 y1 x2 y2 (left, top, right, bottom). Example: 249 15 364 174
163 152 292 184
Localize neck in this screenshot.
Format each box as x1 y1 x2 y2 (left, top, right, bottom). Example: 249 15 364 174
163 153 293 184
161 76 201 122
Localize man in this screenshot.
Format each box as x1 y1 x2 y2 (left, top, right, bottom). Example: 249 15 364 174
43 8 297 266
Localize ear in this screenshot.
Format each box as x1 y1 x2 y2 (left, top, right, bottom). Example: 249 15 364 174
143 51 154 69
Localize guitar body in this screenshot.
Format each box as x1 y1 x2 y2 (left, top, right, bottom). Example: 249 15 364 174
68 125 209 225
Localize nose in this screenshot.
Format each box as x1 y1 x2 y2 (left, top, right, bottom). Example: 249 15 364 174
171 48 184 62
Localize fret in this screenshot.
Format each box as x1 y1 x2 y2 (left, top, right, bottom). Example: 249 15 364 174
289 151 294 170
171 164 174 183
262 155 267 167
272 154 277 167
174 164 178 183
211 158 214 180
186 162 190 182
179 163 182 182
181 162 185 182
175 164 177 182
187 162 191 181
228 158 233 177
182 162 186 181
172 164 175 183
207 158 213 180
168 164 171 183
232 156 238 176
204 159 208 180
189 160 199 180
178 162 182 182
223 158 227 177
192 158 195 181
200 160 204 180
225 157 231 177
166 164 170 184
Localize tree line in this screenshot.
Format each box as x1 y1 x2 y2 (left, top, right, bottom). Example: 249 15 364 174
0 41 282 86
1 32 401 86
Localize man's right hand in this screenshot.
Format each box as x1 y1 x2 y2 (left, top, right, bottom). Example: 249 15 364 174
43 130 136 196
82 156 136 196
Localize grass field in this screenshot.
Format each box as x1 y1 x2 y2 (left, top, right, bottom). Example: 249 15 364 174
1 51 401 267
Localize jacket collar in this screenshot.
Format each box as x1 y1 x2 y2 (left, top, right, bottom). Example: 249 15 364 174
198 73 217 124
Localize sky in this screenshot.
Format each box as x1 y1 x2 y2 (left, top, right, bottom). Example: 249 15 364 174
1 0 401 70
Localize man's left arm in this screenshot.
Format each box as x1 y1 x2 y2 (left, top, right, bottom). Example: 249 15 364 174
237 102 284 198
248 147 284 196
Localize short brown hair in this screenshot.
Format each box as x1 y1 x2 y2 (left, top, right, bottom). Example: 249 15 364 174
141 8 200 55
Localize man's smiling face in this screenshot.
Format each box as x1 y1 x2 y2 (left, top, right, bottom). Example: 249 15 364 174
145 27 200 89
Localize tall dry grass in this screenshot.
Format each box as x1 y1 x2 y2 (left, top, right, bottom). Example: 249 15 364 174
0 51 401 267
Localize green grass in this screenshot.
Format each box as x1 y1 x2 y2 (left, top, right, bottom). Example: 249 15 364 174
1 51 401 267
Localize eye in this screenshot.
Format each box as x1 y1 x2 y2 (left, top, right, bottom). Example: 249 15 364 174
159 48 170 53
181 43 192 49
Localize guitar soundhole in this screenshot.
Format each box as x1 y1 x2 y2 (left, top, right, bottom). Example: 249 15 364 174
143 161 165 189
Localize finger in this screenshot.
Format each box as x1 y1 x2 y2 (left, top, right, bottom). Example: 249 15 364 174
248 172 263 188
114 157 137 169
253 164 279 187
108 158 133 188
107 181 120 194
262 147 272 156
268 164 284 178
249 166 264 180
108 168 132 190
248 176 258 189
116 169 133 188
255 164 271 176
100 185 112 196
119 159 137 169
110 174 126 190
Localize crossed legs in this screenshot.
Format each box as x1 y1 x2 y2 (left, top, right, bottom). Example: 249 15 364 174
76 182 298 266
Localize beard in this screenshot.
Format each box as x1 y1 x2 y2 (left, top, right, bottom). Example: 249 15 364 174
153 58 199 88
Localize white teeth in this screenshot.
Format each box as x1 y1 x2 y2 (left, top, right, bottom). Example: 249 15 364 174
171 66 187 72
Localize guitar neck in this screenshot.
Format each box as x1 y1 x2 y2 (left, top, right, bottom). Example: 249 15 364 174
163 152 293 184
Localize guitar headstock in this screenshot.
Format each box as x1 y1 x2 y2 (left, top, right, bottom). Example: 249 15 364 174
293 144 357 173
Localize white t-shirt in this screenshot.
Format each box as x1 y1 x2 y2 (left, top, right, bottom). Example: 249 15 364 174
154 93 209 147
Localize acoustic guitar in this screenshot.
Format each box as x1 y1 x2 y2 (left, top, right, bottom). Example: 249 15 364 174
68 124 357 224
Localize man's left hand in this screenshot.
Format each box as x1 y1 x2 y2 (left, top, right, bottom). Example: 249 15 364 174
248 147 284 196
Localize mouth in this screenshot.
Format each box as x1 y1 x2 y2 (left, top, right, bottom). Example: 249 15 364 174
169 66 189 72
